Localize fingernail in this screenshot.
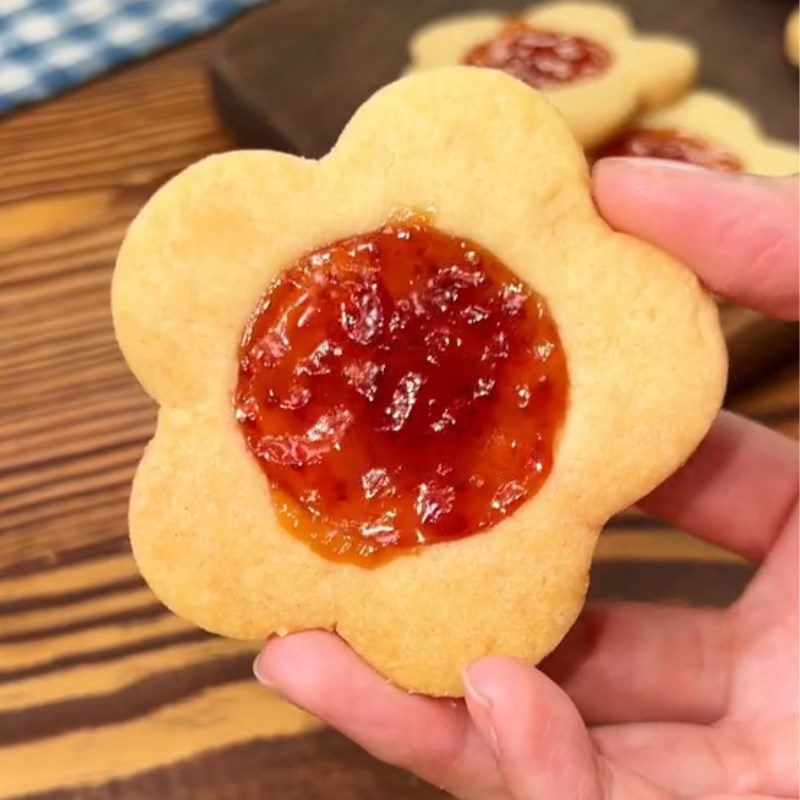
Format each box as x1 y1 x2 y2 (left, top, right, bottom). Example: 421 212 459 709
252 649 280 693
463 667 501 760
594 156 708 174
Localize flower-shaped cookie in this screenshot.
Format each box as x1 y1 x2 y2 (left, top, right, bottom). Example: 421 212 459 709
113 67 725 697
597 91 799 176
406 2 697 148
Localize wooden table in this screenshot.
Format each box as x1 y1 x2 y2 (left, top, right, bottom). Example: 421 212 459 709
0 33 796 800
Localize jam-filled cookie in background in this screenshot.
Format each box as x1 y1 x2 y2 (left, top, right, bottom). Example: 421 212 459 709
786 8 799 67
406 2 697 148
112 67 726 698
596 91 799 176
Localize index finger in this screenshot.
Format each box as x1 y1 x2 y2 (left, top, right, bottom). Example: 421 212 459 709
638 410 798 562
592 159 798 320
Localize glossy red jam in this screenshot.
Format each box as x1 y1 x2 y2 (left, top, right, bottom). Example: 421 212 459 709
463 20 611 89
235 219 568 565
596 128 743 172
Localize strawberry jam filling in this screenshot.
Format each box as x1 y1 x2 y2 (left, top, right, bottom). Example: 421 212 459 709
596 128 743 172
463 20 611 89
235 218 568 565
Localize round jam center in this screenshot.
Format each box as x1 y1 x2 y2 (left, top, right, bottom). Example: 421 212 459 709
596 128 743 172
463 21 611 89
235 219 568 565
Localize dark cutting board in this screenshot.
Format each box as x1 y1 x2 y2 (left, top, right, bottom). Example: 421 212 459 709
209 0 799 389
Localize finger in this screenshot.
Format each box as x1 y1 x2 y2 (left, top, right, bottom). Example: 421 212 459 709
541 603 733 725
698 796 791 799
254 631 507 800
639 411 798 561
593 717 799 798
593 160 799 319
464 658 671 800
739 506 799 629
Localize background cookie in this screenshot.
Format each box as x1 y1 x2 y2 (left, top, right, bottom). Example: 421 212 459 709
787 7 799 66
407 2 697 148
596 90 798 176
113 68 726 697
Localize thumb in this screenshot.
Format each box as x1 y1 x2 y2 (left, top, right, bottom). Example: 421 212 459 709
464 658 603 799
592 159 799 320
463 658 671 800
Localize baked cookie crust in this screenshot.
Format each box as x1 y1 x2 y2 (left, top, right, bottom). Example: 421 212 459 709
113 67 726 697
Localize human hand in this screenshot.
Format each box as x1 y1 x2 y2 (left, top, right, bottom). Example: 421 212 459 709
253 161 799 800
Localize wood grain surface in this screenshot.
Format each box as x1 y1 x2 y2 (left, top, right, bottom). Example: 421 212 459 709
0 21 797 800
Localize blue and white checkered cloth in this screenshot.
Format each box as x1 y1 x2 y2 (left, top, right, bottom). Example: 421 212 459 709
0 0 266 115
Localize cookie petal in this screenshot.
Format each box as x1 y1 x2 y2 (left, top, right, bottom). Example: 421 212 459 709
408 13 503 68
130 404 337 638
526 1 632 40
112 153 319 404
753 141 800 177
625 36 699 108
